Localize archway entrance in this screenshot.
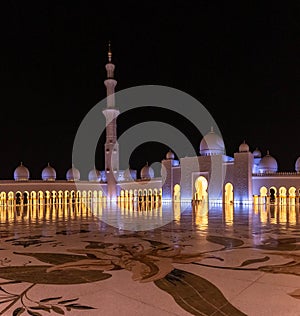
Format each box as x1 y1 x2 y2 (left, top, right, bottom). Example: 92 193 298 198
224 182 234 204
260 186 268 204
270 187 277 204
194 176 208 202
288 187 296 205
279 187 287 205
173 184 180 202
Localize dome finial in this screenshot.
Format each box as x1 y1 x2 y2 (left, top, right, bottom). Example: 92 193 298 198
239 140 249 152
210 126 214 133
267 150 270 155
108 40 112 63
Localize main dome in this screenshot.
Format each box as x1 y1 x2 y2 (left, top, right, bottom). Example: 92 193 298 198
199 128 225 156
258 151 278 173
14 162 30 181
41 163 56 181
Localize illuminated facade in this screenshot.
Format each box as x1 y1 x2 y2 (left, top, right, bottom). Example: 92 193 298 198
1 47 300 207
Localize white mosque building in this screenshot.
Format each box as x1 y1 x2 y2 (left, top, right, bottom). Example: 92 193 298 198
2 45 300 208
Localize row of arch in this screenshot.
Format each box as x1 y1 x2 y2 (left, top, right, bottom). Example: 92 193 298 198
118 188 162 203
4 181 299 206
0 190 106 206
255 186 300 205
193 176 300 205
222 184 300 205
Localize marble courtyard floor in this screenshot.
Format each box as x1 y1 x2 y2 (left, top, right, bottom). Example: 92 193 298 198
0 201 299 315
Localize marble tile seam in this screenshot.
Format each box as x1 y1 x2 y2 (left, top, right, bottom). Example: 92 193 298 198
226 272 266 301
98 287 184 316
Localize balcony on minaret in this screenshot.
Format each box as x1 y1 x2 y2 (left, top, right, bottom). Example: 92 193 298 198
104 42 117 109
104 79 117 108
106 63 115 79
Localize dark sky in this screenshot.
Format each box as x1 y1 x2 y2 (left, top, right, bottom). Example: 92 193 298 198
0 0 299 179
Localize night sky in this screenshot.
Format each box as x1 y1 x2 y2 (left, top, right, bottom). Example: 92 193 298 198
0 0 299 179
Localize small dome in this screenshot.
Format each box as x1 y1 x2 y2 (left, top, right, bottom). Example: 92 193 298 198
88 168 100 182
295 157 300 172
42 163 56 181
14 162 30 181
166 150 175 160
124 167 137 181
239 140 249 152
199 127 225 156
140 163 154 180
253 148 262 158
66 165 80 181
258 151 278 173
100 170 107 182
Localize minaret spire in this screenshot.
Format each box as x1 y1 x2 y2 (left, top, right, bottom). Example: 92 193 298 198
102 41 120 200
108 40 112 63
104 41 117 106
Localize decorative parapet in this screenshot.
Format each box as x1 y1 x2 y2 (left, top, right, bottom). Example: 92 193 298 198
253 172 300 177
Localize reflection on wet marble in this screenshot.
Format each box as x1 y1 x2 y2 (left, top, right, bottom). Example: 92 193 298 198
0 201 299 315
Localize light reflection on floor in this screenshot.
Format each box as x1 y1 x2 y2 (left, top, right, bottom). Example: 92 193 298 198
0 202 299 315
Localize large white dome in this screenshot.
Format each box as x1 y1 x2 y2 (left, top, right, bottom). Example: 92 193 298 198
66 165 80 181
140 163 154 180
41 163 56 181
199 128 225 156
14 162 30 181
258 151 278 173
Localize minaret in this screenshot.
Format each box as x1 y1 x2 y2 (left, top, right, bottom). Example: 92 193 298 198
102 42 119 200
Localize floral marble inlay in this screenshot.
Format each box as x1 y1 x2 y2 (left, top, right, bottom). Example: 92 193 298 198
0 202 299 315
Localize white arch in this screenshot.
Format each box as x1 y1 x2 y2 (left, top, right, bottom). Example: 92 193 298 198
194 176 208 202
224 182 233 204
173 184 181 202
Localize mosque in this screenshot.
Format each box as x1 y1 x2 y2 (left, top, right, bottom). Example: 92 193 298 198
2 45 300 208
